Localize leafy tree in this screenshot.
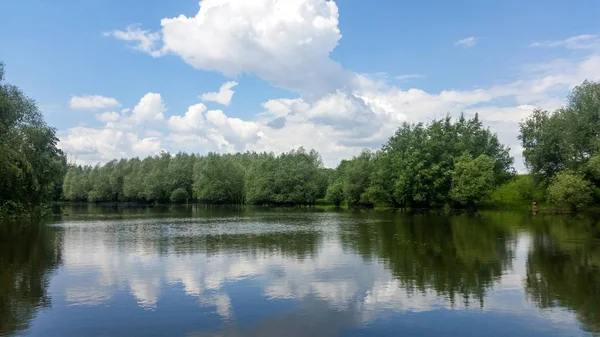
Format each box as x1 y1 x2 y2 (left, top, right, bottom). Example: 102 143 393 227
520 81 600 184
450 154 496 206
0 61 66 215
193 153 246 204
370 114 513 208
519 109 570 182
326 150 375 207
325 182 344 207
245 148 325 205
170 188 188 204
547 171 593 211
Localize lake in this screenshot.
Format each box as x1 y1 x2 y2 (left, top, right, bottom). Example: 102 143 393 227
1 206 599 336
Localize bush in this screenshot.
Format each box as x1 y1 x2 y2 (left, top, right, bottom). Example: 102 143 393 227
547 172 593 211
170 188 189 204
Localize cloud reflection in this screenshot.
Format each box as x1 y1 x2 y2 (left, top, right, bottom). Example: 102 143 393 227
55 213 582 334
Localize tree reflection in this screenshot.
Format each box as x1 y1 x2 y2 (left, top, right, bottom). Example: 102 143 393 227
0 222 62 335
340 213 515 307
525 215 600 333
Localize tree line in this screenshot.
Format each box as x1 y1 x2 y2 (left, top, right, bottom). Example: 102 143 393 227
3 57 600 212
62 149 330 205
60 113 514 207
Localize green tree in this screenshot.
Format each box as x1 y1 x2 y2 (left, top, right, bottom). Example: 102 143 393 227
547 171 593 211
326 150 375 207
371 114 513 208
450 154 496 206
193 154 246 204
325 182 344 207
520 81 600 184
0 62 66 215
170 187 188 204
245 148 325 205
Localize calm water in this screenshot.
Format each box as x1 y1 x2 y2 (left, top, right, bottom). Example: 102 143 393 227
1 206 600 337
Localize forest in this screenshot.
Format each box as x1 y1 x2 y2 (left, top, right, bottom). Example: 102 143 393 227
2 58 600 214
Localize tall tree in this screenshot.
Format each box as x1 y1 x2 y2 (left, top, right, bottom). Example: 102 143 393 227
0 62 66 215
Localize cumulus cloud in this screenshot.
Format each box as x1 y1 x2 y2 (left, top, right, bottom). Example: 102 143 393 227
454 36 478 47
200 81 238 106
96 111 121 123
131 93 166 123
59 92 168 165
58 127 161 164
106 0 351 95
168 103 208 133
70 95 120 110
167 104 263 153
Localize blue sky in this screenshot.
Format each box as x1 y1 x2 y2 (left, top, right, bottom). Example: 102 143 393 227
1 0 599 169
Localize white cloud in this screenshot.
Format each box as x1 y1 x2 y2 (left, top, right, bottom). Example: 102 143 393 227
168 107 263 153
59 92 169 165
531 34 600 49
107 0 351 95
96 111 121 123
70 95 120 110
58 127 161 165
200 81 238 106
132 93 166 123
103 24 163 57
168 103 208 133
395 74 424 81
454 36 478 47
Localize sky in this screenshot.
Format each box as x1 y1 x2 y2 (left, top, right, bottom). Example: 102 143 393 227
1 0 600 171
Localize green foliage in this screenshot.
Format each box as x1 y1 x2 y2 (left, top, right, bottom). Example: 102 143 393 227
0 62 66 215
170 188 188 204
547 171 593 210
450 154 496 206
585 154 600 182
325 182 344 207
193 153 246 204
61 149 329 205
370 114 513 208
520 81 600 182
517 81 600 210
245 148 325 205
482 175 544 208
327 150 375 207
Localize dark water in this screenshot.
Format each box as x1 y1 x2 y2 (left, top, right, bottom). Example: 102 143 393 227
1 206 600 337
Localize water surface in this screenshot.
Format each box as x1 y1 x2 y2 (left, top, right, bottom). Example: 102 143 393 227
1 206 599 336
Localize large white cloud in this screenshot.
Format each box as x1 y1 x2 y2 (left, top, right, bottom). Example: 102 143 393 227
107 0 351 96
